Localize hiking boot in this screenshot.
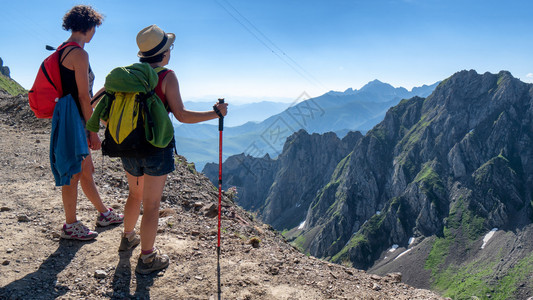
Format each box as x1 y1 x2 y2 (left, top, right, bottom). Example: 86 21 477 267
60 221 98 241
96 208 124 227
119 233 141 252
135 249 170 275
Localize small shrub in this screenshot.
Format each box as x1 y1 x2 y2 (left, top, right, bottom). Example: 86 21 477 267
249 237 261 248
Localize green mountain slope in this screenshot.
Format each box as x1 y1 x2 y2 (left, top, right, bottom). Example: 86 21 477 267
0 73 26 96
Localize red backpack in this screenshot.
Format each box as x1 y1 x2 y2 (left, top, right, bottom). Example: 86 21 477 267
28 42 80 119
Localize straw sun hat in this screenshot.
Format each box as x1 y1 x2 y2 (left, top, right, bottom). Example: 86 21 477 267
136 24 176 58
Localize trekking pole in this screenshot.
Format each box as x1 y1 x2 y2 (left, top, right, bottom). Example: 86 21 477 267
215 98 224 300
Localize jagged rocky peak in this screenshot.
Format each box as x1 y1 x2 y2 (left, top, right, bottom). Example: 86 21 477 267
424 70 520 113
203 129 363 231
341 130 364 146
0 57 10 78
261 129 362 230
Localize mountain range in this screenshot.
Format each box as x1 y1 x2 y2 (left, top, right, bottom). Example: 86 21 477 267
204 70 533 299
176 80 439 170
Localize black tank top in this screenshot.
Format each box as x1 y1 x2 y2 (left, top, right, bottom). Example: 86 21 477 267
59 45 95 117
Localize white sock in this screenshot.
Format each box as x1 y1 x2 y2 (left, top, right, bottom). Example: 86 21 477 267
65 221 78 227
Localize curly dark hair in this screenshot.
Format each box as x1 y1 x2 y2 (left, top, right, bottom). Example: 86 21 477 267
139 53 165 63
62 5 103 33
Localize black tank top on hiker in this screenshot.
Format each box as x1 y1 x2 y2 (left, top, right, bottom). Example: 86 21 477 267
59 44 95 118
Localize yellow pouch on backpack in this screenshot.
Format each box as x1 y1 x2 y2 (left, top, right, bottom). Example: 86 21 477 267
107 92 142 144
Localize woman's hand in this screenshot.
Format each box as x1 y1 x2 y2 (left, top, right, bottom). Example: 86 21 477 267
88 131 101 150
214 102 228 117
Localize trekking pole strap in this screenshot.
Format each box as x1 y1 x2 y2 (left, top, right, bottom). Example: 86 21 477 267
213 105 224 118
214 98 225 131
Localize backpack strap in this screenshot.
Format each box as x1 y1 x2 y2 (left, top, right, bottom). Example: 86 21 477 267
56 42 82 67
158 69 172 80
90 90 110 106
153 66 176 153
154 66 167 74
155 67 172 82
60 47 78 65
153 67 172 108
137 90 156 129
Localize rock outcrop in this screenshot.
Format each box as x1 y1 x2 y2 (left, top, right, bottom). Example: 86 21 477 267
204 130 362 231
0 59 26 97
0 57 10 78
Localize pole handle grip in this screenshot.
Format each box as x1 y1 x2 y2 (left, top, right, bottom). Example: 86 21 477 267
218 98 224 131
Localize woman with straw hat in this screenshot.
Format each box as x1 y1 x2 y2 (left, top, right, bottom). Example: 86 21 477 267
118 24 228 274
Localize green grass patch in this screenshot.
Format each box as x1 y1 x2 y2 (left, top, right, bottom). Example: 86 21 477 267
414 162 436 183
425 231 454 277
311 181 339 211
331 152 352 183
493 251 533 299
473 154 512 186
461 208 485 241
292 235 307 252
426 196 486 280
331 212 386 264
331 233 367 263
394 112 438 177
0 73 26 96
424 196 525 299
429 250 533 299
437 77 451 89
291 225 321 254
414 161 445 197
368 126 386 141
497 74 506 86
324 192 345 218
311 153 352 215
398 114 428 153
282 226 303 241
361 213 386 236
447 198 486 241
186 163 197 174
434 259 496 299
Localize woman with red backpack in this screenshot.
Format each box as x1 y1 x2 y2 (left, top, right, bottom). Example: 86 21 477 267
55 5 123 241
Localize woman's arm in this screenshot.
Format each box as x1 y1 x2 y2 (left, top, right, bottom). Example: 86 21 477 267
164 71 227 123
91 87 106 108
71 48 101 150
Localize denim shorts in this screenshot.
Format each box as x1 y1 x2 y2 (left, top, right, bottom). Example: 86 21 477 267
121 146 175 177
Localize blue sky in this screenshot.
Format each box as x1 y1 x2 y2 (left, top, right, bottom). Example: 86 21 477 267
1 0 532 104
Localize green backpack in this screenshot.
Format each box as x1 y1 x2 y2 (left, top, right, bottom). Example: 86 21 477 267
87 63 174 157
